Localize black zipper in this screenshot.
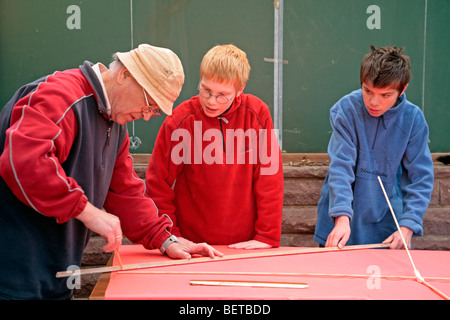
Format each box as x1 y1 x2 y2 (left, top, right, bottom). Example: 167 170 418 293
98 110 113 168
218 117 226 153
106 120 113 146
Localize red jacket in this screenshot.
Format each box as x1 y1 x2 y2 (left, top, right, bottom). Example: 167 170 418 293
146 93 283 246
0 62 173 299
0 63 171 251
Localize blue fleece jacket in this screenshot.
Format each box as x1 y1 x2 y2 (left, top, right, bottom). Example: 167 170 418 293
314 89 434 246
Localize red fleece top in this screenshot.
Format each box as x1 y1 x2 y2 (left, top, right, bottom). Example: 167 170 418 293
145 93 284 246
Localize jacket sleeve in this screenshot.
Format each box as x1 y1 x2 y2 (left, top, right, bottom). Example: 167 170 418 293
398 111 434 235
0 94 88 223
252 107 284 247
103 133 173 250
144 117 184 236
326 104 358 221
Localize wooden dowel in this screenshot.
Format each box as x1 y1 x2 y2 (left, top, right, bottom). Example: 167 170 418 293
377 176 450 300
190 279 308 289
114 248 124 270
55 243 388 278
116 270 450 282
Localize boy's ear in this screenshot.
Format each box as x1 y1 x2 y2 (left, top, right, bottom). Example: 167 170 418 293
400 84 409 96
236 84 246 97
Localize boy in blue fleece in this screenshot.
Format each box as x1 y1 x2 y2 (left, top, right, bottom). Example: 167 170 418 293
314 46 434 249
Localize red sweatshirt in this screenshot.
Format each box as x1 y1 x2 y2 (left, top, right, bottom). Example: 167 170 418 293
146 93 283 246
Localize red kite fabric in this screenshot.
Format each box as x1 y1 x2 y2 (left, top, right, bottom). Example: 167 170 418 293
103 245 450 300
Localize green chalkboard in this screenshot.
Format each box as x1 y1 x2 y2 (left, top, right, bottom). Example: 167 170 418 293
1 0 449 153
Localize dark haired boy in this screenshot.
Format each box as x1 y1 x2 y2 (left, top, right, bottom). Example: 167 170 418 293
314 46 434 249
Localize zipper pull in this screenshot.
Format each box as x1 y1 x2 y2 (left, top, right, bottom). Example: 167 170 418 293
106 122 112 145
218 116 229 124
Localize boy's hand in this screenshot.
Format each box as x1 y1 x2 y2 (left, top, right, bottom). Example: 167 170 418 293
228 240 272 250
383 226 413 249
326 215 351 248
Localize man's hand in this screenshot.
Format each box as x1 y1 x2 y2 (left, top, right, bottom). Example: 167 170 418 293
228 240 272 250
165 240 224 260
383 226 413 249
325 215 351 248
76 202 123 252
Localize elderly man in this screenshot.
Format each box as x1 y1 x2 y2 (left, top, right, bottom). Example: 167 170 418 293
0 44 222 300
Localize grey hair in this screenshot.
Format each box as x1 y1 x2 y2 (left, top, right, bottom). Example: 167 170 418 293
109 53 124 69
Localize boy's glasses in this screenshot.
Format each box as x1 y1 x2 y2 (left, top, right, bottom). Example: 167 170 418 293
198 87 235 104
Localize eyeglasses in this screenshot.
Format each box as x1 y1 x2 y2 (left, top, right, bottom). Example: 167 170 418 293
198 86 235 104
142 88 162 117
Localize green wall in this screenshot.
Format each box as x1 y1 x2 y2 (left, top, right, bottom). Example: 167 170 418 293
1 0 448 153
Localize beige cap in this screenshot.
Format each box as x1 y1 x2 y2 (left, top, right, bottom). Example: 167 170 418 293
116 44 184 115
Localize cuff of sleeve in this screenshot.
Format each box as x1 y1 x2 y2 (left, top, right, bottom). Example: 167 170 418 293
254 234 280 247
153 213 175 249
329 206 353 222
399 214 424 236
171 227 182 237
152 231 172 250
57 195 88 224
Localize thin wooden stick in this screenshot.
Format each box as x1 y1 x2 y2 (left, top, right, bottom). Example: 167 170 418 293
190 280 309 289
420 280 450 300
55 243 388 278
377 177 420 277
116 270 450 282
114 248 124 270
377 176 450 300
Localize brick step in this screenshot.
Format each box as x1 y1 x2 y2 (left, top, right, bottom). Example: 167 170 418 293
281 233 450 251
283 206 450 236
412 234 450 251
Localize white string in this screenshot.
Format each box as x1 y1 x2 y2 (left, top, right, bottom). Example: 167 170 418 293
377 176 424 283
129 0 136 137
130 0 134 49
421 0 428 113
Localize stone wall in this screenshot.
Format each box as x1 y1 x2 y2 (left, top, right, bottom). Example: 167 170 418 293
280 154 450 251
75 153 450 298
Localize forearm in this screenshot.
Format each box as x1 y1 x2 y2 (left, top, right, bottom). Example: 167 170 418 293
326 110 358 219
400 123 434 235
145 121 182 234
254 184 283 246
76 201 122 252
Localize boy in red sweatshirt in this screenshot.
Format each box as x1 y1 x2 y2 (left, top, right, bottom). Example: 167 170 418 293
146 44 284 249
